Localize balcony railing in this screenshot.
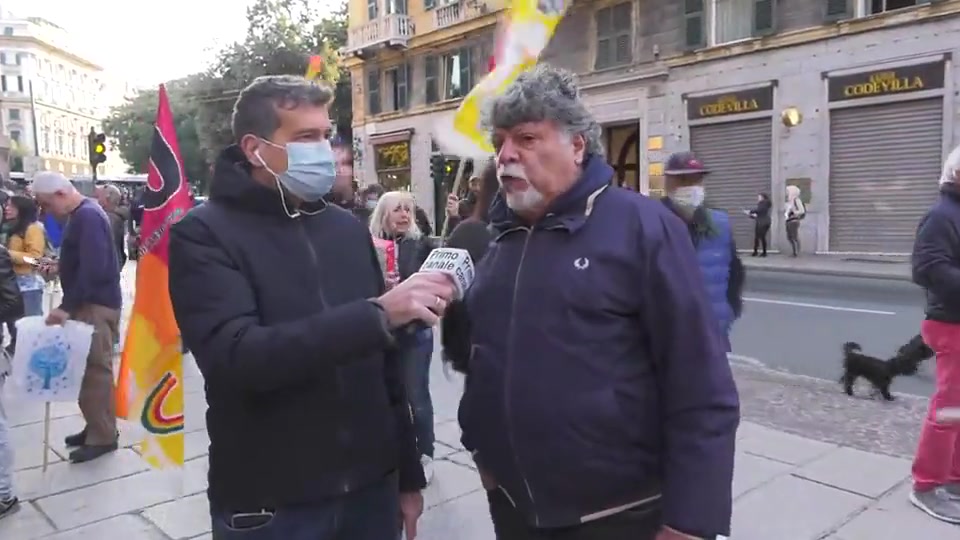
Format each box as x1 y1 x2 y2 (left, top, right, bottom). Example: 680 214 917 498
344 14 414 56
434 1 488 30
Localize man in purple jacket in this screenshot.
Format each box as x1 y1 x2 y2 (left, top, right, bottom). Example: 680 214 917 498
32 171 122 464
453 64 740 540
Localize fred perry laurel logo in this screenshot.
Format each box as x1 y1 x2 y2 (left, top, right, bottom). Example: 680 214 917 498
574 257 590 270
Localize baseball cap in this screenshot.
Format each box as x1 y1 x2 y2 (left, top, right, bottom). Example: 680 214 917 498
664 152 710 176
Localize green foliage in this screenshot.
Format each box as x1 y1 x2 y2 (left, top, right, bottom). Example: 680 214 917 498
192 0 351 154
102 74 211 190
104 0 351 189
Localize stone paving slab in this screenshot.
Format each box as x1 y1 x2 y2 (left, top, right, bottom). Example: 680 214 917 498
1 319 955 539
828 483 960 540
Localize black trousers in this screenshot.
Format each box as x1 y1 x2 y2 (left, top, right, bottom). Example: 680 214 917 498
487 489 662 540
753 224 770 255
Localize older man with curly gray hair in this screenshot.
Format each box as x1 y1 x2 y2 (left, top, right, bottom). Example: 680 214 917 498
449 64 740 540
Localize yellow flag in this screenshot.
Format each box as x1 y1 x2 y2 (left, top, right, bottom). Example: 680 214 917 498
436 0 569 157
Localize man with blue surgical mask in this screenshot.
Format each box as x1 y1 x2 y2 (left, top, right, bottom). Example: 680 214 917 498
167 75 455 540
661 151 745 340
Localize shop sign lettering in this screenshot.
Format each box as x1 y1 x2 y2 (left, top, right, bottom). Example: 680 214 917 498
687 86 774 121
828 61 945 102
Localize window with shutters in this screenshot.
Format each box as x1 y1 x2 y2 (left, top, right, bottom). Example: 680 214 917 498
443 48 473 100
594 2 632 70
425 55 440 104
367 70 381 115
685 0 778 49
866 0 920 14
385 64 410 111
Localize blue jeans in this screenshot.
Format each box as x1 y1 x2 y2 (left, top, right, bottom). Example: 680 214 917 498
403 328 435 458
0 377 13 500
6 288 43 351
210 474 400 540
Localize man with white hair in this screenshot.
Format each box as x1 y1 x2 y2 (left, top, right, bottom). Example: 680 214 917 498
446 64 739 540
96 184 128 268
909 144 960 524
31 171 122 463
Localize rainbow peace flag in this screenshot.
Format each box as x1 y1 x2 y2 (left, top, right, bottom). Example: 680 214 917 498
115 85 192 468
434 0 570 158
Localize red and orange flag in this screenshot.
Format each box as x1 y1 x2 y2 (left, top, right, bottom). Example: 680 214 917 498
115 85 192 468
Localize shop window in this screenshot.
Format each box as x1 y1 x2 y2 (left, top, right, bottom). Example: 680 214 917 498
374 141 411 191
594 3 632 70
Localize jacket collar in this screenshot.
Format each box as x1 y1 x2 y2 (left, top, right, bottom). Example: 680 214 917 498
489 154 614 235
661 197 717 242
941 181 960 203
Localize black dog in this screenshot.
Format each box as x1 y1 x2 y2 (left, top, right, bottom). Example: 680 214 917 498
841 342 903 401
894 334 935 375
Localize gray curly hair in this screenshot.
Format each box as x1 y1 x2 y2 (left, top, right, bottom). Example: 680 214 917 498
483 64 605 158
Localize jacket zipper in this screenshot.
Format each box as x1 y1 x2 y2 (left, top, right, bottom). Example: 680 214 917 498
503 226 538 525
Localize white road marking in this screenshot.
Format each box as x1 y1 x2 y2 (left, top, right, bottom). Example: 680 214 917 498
727 353 766 368
743 296 896 316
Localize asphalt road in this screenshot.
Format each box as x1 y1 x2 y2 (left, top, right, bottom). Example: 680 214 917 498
732 269 934 398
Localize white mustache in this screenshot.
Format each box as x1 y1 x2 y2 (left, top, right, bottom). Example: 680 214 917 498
497 164 528 182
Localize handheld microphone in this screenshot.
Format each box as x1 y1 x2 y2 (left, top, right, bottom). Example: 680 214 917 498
418 247 475 301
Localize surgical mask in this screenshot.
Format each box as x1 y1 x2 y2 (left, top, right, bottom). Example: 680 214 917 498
366 199 378 210
257 139 337 203
672 185 705 208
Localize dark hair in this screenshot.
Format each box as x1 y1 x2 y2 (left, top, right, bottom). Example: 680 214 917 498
471 161 500 223
758 192 770 201
8 195 38 238
362 184 385 198
231 75 334 142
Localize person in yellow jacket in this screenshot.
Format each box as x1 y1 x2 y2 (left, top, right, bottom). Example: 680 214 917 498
3 195 45 354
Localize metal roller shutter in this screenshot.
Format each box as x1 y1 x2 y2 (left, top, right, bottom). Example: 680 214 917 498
829 99 943 254
690 119 773 249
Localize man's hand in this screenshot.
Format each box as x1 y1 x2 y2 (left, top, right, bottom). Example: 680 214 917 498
45 308 69 326
399 491 424 540
375 272 456 328
38 259 58 279
655 526 703 540
445 194 460 218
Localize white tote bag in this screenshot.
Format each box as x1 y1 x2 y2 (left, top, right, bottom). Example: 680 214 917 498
10 316 94 402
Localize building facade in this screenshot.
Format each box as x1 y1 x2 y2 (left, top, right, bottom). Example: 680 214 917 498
347 0 960 253
0 13 118 179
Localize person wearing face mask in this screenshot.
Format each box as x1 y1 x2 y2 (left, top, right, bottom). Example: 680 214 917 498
661 151 744 340
167 75 457 540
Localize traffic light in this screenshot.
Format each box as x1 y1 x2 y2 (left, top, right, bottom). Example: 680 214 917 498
430 154 445 182
89 132 107 167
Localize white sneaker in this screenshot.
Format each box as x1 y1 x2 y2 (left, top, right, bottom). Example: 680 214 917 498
421 455 435 485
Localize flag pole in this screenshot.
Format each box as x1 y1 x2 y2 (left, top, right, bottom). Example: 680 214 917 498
440 159 470 239
41 278 59 472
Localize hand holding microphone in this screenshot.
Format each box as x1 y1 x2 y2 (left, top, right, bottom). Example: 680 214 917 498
374 248 475 328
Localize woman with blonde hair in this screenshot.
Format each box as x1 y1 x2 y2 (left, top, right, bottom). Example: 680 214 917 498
369 190 439 482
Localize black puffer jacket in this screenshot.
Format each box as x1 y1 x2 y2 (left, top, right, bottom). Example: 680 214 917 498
0 246 24 322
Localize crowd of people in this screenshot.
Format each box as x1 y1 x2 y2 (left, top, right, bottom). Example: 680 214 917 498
0 60 956 539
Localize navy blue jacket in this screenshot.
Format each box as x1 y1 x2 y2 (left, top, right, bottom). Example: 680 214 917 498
913 182 960 322
168 145 424 511
458 156 740 537
58 198 122 313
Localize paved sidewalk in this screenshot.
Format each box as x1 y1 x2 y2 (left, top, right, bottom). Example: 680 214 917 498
1 357 955 540
743 254 910 281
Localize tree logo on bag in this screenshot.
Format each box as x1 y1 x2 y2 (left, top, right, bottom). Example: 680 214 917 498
28 341 69 391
